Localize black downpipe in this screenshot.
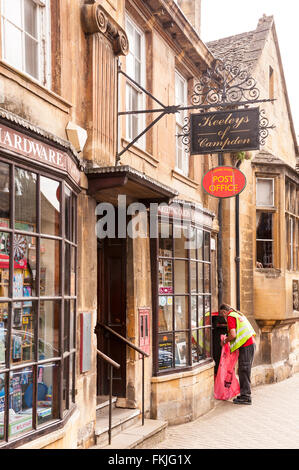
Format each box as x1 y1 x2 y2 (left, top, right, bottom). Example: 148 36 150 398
235 160 242 310
217 153 223 308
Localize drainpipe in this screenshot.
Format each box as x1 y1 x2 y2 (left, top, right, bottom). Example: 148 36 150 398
217 153 223 308
235 159 242 310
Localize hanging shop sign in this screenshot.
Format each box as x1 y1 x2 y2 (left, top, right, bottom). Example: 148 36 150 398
0 123 81 184
190 108 260 155
202 166 246 198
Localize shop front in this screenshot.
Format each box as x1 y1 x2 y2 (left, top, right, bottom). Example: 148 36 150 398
0 109 82 448
150 202 216 424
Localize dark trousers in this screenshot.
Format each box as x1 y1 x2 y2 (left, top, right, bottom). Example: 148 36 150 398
238 343 256 398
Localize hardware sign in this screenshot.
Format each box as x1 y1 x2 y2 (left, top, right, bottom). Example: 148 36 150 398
190 107 260 154
202 166 246 198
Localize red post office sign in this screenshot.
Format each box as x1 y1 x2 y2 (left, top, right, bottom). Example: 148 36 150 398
202 166 246 198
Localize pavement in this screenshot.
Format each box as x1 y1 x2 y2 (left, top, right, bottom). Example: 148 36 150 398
153 373 299 449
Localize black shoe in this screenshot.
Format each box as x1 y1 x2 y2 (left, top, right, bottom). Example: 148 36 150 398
233 396 252 405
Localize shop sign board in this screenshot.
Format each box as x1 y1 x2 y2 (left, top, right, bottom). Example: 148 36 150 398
190 107 260 154
202 166 246 198
0 123 81 184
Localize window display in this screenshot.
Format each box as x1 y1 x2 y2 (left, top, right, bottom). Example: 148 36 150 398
156 220 212 373
0 160 77 445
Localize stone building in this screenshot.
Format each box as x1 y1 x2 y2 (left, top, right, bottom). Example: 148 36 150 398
0 0 297 450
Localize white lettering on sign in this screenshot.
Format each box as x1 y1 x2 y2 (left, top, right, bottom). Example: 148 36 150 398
0 124 80 184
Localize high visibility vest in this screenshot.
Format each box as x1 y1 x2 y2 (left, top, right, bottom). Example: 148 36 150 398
228 311 256 353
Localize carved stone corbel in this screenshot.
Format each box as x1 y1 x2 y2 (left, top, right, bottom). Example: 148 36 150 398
81 2 129 56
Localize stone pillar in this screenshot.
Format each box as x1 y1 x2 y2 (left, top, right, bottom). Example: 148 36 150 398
178 0 201 36
81 2 129 165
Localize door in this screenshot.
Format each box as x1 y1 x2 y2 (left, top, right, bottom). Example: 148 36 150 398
97 236 127 397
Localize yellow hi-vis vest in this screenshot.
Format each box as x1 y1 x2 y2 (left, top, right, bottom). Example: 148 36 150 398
228 311 256 353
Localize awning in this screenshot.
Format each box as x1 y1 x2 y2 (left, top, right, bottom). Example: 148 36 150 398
86 165 178 205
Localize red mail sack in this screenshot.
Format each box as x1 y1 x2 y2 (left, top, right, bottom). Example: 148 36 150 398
214 335 240 400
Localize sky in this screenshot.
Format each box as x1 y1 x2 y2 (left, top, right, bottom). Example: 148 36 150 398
201 0 299 139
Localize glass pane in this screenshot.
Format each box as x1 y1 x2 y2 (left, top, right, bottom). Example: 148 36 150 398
174 230 187 258
70 300 75 350
126 52 134 79
196 229 203 260
13 234 37 297
70 247 76 296
0 372 5 441
0 232 10 299
135 59 141 84
159 222 172 256
41 177 61 236
9 368 33 439
40 239 60 296
191 296 197 325
175 332 187 367
0 162 10 222
37 362 59 426
197 262 203 293
0 304 8 368
174 260 188 294
39 301 60 360
256 179 273 206
191 330 199 364
64 243 71 296
188 226 197 260
158 299 172 332
25 35 38 80
174 296 188 330
257 212 272 240
256 241 273 268
15 169 37 228
198 296 204 327
24 0 37 37
159 259 173 294
3 21 23 70
190 262 197 293
65 186 72 241
3 0 22 26
205 327 212 358
11 302 36 365
63 356 69 412
134 29 141 60
158 333 173 370
204 231 210 261
64 300 70 351
69 355 75 404
204 263 210 293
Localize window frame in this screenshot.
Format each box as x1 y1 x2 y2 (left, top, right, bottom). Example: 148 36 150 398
285 178 299 272
152 216 212 376
125 14 146 149
175 70 189 177
0 155 78 447
0 0 51 86
255 176 277 269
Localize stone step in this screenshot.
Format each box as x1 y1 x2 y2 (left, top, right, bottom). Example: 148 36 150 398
96 395 117 410
92 418 168 449
95 406 141 446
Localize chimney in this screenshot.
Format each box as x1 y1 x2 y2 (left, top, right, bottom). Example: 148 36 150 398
177 0 201 36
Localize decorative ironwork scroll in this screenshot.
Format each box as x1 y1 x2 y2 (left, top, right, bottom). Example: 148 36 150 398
191 59 260 107
259 109 275 146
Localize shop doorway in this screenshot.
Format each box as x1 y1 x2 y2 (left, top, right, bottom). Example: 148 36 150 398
97 236 127 398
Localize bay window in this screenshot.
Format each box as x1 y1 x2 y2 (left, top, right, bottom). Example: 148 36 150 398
154 218 212 374
0 159 77 445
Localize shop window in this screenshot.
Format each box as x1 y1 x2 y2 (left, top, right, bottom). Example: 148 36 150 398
125 15 145 147
256 177 276 268
156 220 212 374
175 70 189 176
0 160 77 445
0 0 51 85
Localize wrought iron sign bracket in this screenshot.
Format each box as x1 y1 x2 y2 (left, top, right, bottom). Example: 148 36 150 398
116 59 275 163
